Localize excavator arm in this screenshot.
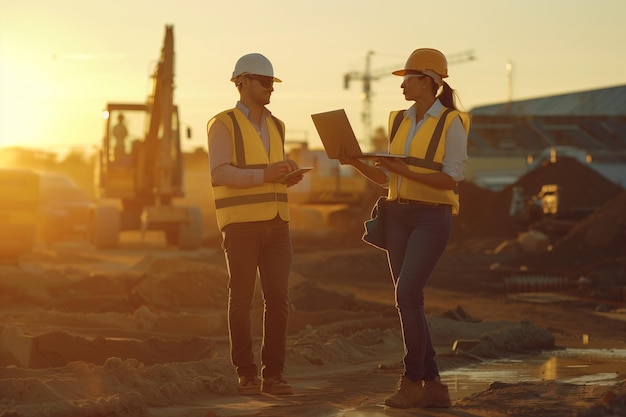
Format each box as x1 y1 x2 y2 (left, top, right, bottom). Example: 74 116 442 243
140 24 178 201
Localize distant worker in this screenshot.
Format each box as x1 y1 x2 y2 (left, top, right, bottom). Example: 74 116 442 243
112 113 128 160
509 186 527 231
206 53 303 396
338 48 470 409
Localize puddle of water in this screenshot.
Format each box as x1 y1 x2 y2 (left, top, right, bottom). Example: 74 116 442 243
336 347 626 416
442 347 626 400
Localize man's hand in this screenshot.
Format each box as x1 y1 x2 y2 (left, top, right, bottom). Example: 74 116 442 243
264 161 293 182
264 160 304 186
282 159 304 186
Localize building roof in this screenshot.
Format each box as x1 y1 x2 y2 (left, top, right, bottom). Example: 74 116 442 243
470 84 626 117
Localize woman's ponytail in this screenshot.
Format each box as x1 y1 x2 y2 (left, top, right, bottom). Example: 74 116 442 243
438 82 457 110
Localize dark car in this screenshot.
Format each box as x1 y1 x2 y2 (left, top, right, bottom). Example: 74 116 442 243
0 168 39 256
37 172 94 245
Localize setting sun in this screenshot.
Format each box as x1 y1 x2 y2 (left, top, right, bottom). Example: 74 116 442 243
1 47 143 156
1 6 152 157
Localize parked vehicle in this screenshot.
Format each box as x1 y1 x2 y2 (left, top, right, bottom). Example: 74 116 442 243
0 168 38 257
36 171 94 245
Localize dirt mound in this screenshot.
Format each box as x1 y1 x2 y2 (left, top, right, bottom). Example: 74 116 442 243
456 381 624 417
131 257 229 311
0 325 217 368
511 190 626 275
461 318 555 359
454 158 622 246
453 181 502 242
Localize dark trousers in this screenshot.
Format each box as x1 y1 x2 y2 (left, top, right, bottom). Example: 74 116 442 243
385 202 451 382
221 216 292 379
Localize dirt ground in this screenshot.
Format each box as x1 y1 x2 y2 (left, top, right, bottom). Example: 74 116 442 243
0 228 625 417
1 158 626 417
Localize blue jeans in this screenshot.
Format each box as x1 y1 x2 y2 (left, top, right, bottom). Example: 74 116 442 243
221 216 292 379
384 201 452 382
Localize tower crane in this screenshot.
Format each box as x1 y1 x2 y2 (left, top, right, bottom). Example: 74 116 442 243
343 49 475 144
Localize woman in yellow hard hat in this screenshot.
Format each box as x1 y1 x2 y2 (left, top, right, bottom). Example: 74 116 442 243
339 48 470 409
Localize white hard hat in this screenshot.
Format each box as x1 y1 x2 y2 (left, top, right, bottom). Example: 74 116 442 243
231 53 282 83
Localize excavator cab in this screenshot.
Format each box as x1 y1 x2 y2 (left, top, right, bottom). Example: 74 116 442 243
98 103 184 203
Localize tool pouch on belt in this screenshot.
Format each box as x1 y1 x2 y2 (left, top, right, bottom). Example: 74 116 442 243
362 196 388 250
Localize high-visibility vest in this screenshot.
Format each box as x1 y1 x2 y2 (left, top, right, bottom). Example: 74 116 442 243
387 107 470 215
209 108 290 229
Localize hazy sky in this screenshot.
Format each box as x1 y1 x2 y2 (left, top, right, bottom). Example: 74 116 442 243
1 0 625 155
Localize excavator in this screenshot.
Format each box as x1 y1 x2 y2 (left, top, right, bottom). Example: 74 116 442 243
91 25 203 249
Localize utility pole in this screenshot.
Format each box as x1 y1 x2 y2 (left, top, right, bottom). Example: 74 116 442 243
344 50 475 146
506 59 513 112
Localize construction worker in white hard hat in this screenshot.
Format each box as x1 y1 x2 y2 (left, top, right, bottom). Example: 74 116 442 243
338 48 470 409
206 52 301 396
229 52 282 84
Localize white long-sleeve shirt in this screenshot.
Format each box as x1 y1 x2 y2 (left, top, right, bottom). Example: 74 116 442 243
207 101 274 188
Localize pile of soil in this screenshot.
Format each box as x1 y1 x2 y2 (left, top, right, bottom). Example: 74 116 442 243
513 190 626 276
451 158 624 277
453 157 622 245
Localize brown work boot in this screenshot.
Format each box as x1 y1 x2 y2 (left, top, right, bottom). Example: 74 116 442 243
414 380 451 408
261 376 293 395
383 376 423 408
237 375 261 395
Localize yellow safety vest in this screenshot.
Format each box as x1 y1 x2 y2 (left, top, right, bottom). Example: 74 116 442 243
387 107 470 215
209 108 290 229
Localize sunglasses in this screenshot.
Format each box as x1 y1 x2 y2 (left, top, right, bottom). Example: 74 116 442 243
248 75 274 88
403 73 426 82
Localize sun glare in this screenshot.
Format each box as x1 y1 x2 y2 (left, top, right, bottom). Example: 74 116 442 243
0 47 122 157
0 56 53 149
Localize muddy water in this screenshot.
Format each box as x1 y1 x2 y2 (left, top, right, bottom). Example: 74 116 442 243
443 347 626 400
337 347 626 417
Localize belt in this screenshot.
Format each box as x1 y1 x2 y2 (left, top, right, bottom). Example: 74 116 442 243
395 198 440 206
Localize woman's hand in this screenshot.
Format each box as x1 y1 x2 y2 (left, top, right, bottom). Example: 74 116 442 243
337 146 359 166
376 157 409 176
376 158 458 189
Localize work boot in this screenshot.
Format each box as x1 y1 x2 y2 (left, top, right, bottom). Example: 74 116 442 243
261 376 293 395
414 379 451 408
237 375 261 395
383 376 423 408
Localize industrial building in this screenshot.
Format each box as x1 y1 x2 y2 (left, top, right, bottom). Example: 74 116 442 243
466 84 626 190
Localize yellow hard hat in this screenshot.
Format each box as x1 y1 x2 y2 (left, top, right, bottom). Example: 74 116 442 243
392 48 448 78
